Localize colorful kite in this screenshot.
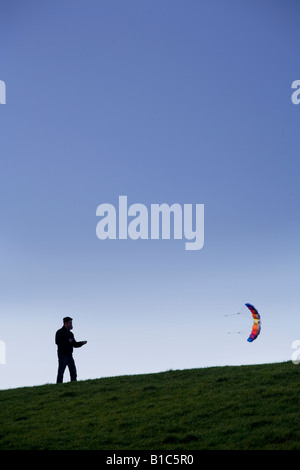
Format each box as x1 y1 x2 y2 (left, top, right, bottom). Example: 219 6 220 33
245 303 261 342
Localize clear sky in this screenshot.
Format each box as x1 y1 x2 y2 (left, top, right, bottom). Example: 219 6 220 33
1 0 299 389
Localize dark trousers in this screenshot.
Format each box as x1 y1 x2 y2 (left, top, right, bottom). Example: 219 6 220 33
56 354 77 383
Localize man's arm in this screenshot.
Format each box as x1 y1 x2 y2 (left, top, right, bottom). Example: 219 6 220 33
71 336 87 348
55 329 63 345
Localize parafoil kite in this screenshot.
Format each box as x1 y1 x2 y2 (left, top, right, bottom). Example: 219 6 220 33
245 303 261 342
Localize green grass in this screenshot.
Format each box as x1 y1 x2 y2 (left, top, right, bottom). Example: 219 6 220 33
1 361 300 450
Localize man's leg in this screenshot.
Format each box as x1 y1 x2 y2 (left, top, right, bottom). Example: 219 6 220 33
57 355 68 383
67 355 77 382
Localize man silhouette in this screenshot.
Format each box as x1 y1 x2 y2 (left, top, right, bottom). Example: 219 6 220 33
55 317 87 383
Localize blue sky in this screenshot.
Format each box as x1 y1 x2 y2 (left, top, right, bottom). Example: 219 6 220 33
1 0 299 389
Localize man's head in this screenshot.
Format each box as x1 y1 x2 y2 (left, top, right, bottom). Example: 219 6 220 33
63 317 73 330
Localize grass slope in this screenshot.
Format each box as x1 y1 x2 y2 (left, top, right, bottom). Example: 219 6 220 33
1 361 300 450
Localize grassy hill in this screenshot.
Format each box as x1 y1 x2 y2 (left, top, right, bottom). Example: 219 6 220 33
1 361 300 450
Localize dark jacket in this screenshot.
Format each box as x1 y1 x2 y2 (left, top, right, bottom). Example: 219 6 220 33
55 326 84 356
